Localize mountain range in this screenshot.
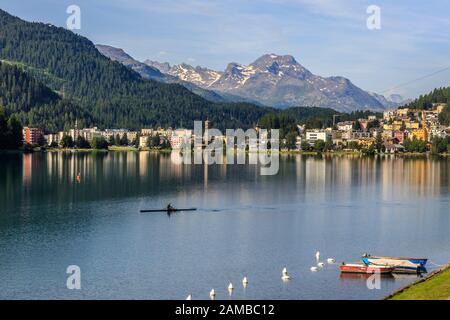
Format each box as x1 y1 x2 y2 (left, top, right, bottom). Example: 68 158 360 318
96 45 407 112
96 44 258 104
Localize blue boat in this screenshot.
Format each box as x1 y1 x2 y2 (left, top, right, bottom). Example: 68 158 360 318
361 254 428 273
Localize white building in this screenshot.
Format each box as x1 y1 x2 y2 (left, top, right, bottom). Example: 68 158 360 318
383 110 396 121
306 130 330 143
100 129 137 142
342 130 372 140
126 131 138 142
139 136 149 148
430 127 450 139
141 128 154 136
45 133 60 145
336 121 353 131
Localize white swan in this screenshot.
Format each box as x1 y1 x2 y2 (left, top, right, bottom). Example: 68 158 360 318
209 289 216 299
186 294 192 300
318 262 325 267
327 258 336 264
242 277 248 287
310 266 319 272
228 283 234 296
281 267 290 280
316 251 320 263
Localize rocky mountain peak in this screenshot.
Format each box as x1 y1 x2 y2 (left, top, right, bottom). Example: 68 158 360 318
144 60 171 73
251 54 297 68
142 52 394 112
96 44 164 79
249 54 311 79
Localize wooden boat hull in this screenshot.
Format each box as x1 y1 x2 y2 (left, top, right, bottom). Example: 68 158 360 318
339 263 394 274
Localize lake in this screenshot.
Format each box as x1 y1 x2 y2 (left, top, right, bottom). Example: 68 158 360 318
0 151 449 299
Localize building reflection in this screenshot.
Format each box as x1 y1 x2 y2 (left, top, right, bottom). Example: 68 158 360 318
1 153 449 216
22 153 32 185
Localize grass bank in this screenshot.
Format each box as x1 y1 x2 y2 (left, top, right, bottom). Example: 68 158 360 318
386 264 450 300
280 150 318 155
138 147 172 152
107 146 138 151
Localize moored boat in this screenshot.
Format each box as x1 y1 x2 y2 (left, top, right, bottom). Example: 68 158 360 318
361 254 426 273
362 254 427 266
339 263 394 274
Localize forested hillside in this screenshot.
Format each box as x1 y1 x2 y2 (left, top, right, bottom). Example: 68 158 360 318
0 9 270 130
0 61 59 112
0 60 92 132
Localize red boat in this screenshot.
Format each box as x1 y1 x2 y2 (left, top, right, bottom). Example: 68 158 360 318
339 263 394 274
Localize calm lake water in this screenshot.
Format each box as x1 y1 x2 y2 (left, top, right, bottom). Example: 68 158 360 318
0 151 449 300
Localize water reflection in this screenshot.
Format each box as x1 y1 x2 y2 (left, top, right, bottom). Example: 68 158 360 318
1 152 449 216
339 273 395 282
0 152 449 299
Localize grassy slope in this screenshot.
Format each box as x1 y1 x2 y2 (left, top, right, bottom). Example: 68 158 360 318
389 267 450 300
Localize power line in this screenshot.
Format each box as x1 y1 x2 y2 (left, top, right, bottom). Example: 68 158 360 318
381 65 450 94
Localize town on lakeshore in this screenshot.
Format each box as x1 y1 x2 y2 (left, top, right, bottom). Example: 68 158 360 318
22 103 450 154
1 1 450 305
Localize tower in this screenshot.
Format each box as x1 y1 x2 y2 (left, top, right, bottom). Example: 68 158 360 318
204 119 210 145
422 111 428 142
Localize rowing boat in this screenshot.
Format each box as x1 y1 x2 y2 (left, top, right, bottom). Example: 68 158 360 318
140 208 197 213
361 254 427 273
362 255 427 266
339 263 394 274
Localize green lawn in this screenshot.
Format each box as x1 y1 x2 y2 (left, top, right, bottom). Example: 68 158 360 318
108 146 138 151
389 267 450 300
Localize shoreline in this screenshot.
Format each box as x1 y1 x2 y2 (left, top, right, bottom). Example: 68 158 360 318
385 263 450 300
1 148 450 157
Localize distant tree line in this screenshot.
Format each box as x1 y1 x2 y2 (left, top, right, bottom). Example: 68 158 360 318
58 132 142 150
406 87 450 110
403 138 428 153
431 136 450 154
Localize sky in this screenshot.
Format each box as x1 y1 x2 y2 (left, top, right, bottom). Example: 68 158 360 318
1 0 449 99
